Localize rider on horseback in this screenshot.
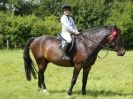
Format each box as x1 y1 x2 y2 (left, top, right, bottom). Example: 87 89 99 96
61 4 80 60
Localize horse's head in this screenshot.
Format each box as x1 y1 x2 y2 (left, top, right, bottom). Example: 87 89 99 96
107 25 125 56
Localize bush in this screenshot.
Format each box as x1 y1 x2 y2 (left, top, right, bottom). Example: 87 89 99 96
105 1 133 49
0 12 61 48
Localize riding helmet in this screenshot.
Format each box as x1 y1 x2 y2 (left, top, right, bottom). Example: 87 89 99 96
62 4 71 11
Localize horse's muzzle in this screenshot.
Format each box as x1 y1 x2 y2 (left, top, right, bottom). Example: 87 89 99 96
117 49 125 56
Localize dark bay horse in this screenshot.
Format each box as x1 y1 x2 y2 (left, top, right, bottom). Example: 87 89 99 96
23 25 125 96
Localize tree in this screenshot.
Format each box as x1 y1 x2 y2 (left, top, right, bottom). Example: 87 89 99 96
0 0 8 11
0 0 133 48
14 0 34 16
71 0 113 31
34 0 62 17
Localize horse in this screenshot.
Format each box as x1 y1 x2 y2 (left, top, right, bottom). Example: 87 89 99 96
23 25 125 96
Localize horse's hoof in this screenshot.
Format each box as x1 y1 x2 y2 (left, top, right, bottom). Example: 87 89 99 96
67 91 72 96
42 89 50 95
67 95 71 98
82 91 86 95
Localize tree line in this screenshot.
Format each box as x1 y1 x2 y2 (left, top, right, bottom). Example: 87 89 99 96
0 0 133 48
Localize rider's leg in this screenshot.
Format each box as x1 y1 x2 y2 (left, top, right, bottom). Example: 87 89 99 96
62 42 70 60
61 32 72 60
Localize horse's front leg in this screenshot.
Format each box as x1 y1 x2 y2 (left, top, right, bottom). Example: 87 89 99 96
67 64 82 96
82 67 91 95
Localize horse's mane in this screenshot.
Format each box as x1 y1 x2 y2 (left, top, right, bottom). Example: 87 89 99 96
82 25 114 34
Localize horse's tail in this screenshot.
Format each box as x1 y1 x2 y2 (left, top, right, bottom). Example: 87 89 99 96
23 37 37 81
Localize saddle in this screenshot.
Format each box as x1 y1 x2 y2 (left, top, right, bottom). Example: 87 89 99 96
56 33 75 53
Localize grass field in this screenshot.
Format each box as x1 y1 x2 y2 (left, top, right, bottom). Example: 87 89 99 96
0 50 133 99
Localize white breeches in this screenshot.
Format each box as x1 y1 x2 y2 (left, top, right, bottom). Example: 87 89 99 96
61 32 72 43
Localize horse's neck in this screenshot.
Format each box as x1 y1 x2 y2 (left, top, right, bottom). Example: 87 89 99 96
87 31 108 43
83 30 109 51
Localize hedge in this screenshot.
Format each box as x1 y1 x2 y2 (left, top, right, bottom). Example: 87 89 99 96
0 12 61 48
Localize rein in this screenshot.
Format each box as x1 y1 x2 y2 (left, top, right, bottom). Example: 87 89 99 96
80 34 113 59
80 34 114 51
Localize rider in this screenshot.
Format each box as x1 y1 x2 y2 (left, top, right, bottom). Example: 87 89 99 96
61 4 80 60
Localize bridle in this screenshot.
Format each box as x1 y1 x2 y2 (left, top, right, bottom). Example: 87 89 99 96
80 34 118 51
79 29 120 59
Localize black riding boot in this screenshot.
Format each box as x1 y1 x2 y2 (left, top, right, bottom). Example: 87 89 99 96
62 42 70 60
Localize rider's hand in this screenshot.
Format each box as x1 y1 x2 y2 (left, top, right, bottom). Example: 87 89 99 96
75 32 80 35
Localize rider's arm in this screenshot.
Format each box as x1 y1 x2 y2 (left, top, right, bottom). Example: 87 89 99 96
61 16 76 34
70 17 78 33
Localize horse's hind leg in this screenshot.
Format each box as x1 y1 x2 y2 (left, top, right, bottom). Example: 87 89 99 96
37 59 49 95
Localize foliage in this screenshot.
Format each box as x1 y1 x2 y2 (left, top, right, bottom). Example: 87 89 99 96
124 20 133 48
0 12 60 48
0 0 133 48
0 0 8 11
105 0 133 48
13 0 33 16
71 0 113 30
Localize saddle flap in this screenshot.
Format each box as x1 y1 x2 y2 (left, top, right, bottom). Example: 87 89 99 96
56 33 75 53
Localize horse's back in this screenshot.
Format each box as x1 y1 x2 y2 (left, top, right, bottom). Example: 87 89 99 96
30 35 59 56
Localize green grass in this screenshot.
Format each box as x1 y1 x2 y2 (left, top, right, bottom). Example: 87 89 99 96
0 50 133 99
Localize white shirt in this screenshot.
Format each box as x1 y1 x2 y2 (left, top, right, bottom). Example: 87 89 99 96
60 15 78 43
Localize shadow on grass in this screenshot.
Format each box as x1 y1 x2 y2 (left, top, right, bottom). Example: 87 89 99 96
85 90 133 97
50 89 133 97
